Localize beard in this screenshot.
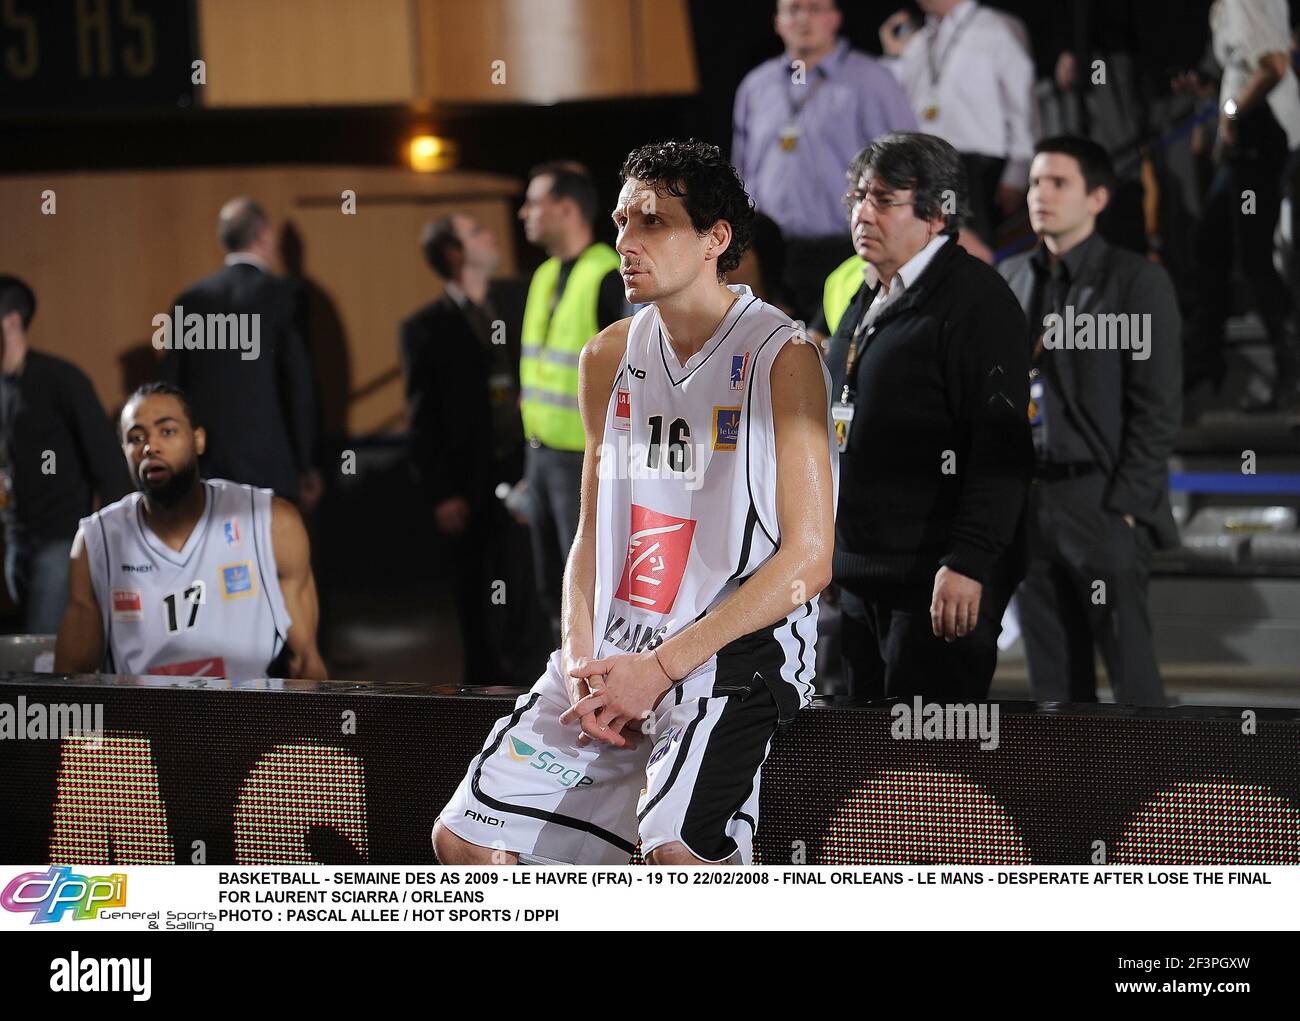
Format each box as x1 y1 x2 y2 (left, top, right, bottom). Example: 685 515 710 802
137 459 199 509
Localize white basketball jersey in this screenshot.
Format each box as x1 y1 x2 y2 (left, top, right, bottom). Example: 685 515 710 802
592 285 839 718
80 478 293 680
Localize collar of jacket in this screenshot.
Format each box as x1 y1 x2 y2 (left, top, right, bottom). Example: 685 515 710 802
1029 229 1104 284
859 233 962 331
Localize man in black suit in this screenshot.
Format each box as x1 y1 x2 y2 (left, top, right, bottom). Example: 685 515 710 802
827 133 1033 703
161 197 320 509
400 215 534 686
999 136 1181 706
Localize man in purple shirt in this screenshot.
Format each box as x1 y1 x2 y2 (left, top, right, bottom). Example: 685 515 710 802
733 0 917 322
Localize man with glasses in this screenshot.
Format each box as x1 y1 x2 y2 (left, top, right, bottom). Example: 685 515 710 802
826 133 1033 701
733 0 915 324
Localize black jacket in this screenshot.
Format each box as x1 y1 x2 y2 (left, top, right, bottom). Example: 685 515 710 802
827 237 1033 588
161 262 317 502
999 233 1182 549
0 351 131 542
399 284 524 509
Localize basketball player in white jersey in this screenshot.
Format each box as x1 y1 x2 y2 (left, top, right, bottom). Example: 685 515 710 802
54 382 326 681
434 140 838 866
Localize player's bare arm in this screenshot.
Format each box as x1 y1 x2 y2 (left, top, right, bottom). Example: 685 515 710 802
566 336 835 743
270 496 328 680
558 317 631 723
53 527 105 673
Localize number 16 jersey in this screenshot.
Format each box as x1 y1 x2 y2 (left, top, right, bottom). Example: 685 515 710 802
592 284 839 720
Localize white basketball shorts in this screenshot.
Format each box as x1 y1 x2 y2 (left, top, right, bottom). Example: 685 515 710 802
436 649 784 864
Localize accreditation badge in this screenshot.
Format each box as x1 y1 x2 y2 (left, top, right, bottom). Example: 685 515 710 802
831 403 855 452
779 120 801 152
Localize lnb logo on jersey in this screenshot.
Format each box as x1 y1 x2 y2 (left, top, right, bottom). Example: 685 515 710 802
729 351 751 391
614 504 695 615
503 736 593 789
1 865 127 923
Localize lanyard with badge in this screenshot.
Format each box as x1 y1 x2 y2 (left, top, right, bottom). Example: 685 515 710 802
779 64 830 152
921 4 978 122
832 308 873 452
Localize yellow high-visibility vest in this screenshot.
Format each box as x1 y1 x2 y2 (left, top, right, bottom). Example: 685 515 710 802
519 242 620 451
823 254 869 334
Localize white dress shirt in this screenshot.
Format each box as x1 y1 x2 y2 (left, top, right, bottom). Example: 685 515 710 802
887 0 1038 189
223 252 271 271
861 233 951 326
1211 0 1300 150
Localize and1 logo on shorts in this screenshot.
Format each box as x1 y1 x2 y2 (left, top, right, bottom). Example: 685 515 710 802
613 504 695 614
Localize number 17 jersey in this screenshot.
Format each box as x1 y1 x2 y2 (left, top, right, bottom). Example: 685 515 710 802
80 478 292 680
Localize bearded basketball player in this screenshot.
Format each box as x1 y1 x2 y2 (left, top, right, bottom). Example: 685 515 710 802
433 140 839 866
54 381 327 681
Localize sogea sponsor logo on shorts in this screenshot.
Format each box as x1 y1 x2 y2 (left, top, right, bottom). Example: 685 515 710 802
503 736 593 789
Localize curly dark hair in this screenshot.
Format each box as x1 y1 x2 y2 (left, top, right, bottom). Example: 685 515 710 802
619 140 755 277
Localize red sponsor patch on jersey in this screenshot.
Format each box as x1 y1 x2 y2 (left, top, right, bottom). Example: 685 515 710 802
614 504 695 614
614 388 631 431
111 588 143 621
148 657 228 678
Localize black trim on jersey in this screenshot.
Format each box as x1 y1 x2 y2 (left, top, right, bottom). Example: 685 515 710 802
470 693 638 856
96 513 115 673
734 812 756 835
249 489 287 663
742 323 799 548
679 685 778 862
657 296 758 387
727 505 760 583
637 698 709 822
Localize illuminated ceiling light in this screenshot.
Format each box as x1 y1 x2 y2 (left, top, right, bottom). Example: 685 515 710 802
408 134 457 173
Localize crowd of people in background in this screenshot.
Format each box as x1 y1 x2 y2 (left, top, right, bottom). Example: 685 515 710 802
3 0 1299 707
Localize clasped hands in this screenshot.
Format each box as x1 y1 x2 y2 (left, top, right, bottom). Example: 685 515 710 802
559 650 674 749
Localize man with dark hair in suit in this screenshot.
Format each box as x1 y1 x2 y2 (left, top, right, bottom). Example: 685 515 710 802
161 197 321 510
999 136 1181 706
400 214 534 685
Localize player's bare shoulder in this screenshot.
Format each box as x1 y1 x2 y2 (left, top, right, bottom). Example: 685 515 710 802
269 495 310 569
769 319 827 402
581 316 631 383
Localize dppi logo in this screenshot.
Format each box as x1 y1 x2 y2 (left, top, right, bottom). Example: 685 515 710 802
1 865 126 923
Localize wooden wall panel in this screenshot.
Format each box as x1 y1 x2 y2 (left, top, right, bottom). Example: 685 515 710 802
194 0 697 107
417 0 634 103
0 166 519 436
631 0 699 96
197 0 417 107
415 0 695 103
